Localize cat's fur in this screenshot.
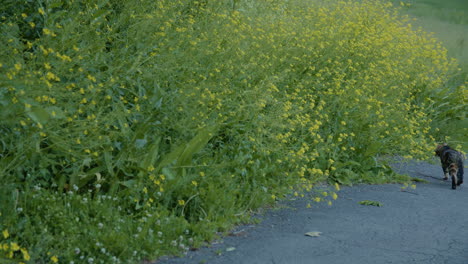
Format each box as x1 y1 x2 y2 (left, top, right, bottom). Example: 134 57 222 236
435 144 464 190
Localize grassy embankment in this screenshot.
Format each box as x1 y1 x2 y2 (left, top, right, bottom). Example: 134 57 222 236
0 0 466 263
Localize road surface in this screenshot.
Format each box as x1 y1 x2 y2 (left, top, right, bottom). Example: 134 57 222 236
158 160 468 264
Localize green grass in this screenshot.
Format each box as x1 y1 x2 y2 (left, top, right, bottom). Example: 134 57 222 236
397 0 467 74
396 0 468 150
0 0 466 263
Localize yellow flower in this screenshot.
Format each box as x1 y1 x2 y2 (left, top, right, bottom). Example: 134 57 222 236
2 229 9 239
10 242 20 251
21 248 30 261
38 8 45 15
51 255 58 263
334 183 340 191
43 28 53 35
178 200 185 206
191 180 198 187
332 192 338 200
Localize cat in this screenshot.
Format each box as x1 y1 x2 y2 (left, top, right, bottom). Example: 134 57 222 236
435 144 464 190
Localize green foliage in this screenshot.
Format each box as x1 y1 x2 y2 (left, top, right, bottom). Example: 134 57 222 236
0 0 464 262
396 0 468 149
359 200 384 207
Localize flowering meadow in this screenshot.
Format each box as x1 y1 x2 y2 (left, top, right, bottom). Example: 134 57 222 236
0 0 466 263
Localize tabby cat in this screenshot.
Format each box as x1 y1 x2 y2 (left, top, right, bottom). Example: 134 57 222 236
435 144 464 190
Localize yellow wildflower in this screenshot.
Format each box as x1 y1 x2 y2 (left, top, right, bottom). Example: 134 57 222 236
2 229 9 239
332 192 338 200
335 183 340 191
21 248 30 261
10 242 20 251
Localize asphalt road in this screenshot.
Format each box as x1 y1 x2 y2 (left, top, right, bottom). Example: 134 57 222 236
158 160 468 264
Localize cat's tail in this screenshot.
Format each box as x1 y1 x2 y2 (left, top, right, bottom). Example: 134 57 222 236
449 163 458 190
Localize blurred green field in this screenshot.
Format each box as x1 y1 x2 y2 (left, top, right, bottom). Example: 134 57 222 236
396 0 468 149
404 0 467 70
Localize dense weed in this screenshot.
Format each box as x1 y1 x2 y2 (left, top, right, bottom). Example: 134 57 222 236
0 0 465 262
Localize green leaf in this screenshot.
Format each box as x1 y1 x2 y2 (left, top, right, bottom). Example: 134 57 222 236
140 137 161 170
26 106 50 124
156 125 218 172
305 231 322 237
120 180 136 188
177 125 218 166
161 167 176 181
359 200 383 207
47 106 66 119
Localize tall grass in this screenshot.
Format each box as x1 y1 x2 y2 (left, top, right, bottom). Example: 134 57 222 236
0 0 465 262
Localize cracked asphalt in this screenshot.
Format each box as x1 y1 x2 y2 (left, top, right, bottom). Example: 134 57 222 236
158 160 468 264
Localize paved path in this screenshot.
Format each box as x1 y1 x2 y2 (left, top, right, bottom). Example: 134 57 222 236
158 160 468 264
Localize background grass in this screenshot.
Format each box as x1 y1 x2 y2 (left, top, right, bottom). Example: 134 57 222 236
396 0 467 149
0 0 466 263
